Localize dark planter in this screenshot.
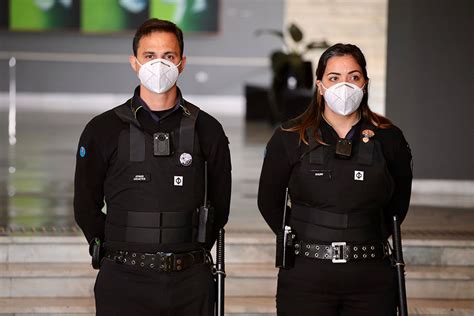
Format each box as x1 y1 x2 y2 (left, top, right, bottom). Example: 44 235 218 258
272 59 313 91
268 60 314 123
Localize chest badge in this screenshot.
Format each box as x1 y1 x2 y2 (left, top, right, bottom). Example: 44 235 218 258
179 153 193 166
361 129 375 143
174 176 184 186
354 170 364 181
132 174 150 182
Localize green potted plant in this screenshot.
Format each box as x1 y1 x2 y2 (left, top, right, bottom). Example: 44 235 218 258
256 23 329 90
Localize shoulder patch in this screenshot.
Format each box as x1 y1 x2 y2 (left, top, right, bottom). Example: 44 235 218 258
79 146 86 158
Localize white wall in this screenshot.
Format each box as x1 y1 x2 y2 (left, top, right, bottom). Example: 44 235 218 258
285 0 388 115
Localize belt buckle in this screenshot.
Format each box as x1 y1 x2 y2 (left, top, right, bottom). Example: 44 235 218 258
331 242 347 263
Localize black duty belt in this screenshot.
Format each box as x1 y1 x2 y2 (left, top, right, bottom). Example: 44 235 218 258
295 241 388 263
105 249 210 272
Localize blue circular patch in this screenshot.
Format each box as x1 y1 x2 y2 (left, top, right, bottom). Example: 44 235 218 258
79 146 86 158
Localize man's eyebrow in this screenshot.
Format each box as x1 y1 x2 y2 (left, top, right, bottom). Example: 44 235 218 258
142 51 178 56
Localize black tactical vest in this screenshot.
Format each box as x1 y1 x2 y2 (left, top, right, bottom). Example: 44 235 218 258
103 99 205 251
287 124 394 243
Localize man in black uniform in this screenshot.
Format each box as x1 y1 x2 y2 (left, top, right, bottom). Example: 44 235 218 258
74 18 231 316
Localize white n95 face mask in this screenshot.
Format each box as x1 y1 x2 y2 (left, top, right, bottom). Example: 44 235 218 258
136 58 182 94
322 82 365 116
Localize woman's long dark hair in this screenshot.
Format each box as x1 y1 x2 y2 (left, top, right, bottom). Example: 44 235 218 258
285 43 392 144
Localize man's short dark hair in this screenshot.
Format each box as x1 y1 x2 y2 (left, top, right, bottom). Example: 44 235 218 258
133 19 184 57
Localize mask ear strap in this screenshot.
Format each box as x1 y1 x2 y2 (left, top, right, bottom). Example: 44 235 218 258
135 58 144 67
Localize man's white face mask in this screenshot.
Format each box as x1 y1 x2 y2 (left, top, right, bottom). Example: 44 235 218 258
322 82 365 116
136 58 182 94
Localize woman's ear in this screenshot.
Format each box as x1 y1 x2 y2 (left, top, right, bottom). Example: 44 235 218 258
363 79 369 93
316 80 324 96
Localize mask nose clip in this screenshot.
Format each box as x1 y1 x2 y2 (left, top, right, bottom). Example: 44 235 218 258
159 61 171 68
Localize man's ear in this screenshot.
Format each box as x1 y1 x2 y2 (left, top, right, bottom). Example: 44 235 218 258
178 55 186 73
129 55 139 73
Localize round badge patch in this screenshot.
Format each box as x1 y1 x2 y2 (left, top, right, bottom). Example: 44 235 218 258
79 146 86 158
179 153 193 166
361 129 375 138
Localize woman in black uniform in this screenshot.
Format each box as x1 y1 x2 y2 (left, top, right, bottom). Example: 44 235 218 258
258 43 412 316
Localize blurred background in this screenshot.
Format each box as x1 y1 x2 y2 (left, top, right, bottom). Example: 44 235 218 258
0 0 473 315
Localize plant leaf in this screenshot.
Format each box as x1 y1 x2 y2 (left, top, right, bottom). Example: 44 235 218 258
305 40 330 50
254 29 284 39
288 23 303 43
270 51 289 73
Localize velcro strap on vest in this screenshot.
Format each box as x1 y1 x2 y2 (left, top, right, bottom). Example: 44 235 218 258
108 210 198 228
113 102 146 162
357 139 374 165
357 124 375 165
306 127 323 165
292 204 380 229
106 210 199 244
130 124 146 162
290 219 382 242
309 146 325 164
179 102 199 154
106 225 197 244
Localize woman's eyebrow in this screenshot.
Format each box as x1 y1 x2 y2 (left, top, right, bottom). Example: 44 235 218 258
327 70 361 75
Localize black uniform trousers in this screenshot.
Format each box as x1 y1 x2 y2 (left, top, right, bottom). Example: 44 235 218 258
277 256 397 316
94 259 215 316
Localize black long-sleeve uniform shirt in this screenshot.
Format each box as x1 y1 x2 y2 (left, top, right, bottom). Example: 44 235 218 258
74 87 232 251
258 118 413 235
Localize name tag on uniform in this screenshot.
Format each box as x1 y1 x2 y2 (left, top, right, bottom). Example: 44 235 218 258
130 174 151 182
174 176 183 186
354 170 364 181
310 169 332 179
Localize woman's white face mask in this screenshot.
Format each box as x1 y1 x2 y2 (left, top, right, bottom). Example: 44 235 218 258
322 82 365 116
136 58 182 94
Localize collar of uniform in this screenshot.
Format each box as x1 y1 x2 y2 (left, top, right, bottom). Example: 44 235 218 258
132 86 183 123
320 114 363 144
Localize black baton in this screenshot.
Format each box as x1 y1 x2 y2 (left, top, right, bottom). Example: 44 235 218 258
215 228 226 316
392 215 408 316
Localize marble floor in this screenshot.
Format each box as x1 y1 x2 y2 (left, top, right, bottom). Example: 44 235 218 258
0 109 473 239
